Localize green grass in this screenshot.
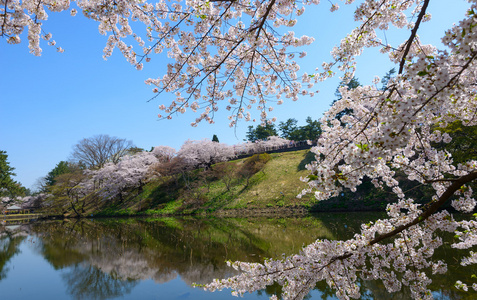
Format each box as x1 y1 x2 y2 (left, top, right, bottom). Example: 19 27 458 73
223 151 314 208
62 149 366 218
49 148 405 217
92 150 317 216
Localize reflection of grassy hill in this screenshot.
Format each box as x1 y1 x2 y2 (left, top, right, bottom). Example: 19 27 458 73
30 217 335 286
222 217 335 257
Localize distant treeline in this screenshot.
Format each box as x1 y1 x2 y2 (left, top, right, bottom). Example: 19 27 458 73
245 117 321 142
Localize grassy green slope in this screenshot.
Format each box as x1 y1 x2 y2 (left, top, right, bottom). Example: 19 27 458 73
224 150 315 209
94 148 405 217
96 150 317 216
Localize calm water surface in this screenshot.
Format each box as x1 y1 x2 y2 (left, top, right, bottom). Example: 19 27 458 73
0 213 475 299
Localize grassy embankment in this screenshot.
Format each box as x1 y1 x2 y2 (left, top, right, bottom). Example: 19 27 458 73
96 150 313 216
94 149 395 217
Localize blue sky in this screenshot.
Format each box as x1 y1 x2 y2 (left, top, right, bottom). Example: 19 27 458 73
0 0 471 190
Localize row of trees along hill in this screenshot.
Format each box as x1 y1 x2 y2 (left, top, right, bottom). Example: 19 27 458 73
38 117 477 218
36 133 316 217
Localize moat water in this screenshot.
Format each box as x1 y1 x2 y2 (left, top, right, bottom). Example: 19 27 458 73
0 213 475 299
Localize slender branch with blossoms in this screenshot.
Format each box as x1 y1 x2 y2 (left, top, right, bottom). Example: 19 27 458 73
1 0 316 125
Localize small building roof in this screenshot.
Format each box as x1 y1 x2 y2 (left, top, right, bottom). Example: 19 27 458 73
6 205 22 210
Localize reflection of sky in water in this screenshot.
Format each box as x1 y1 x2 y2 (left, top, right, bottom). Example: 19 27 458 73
0 234 334 300
0 238 272 299
0 238 69 299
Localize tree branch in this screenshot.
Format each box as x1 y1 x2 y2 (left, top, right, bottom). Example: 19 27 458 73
398 0 430 74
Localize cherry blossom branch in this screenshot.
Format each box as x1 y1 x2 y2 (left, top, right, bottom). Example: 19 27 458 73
398 0 430 74
411 51 477 118
370 171 477 245
250 0 276 40
137 13 191 63
1 0 8 37
320 171 477 266
403 231 418 273
151 3 234 98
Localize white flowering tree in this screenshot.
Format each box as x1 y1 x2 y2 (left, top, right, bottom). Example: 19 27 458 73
1 194 48 210
257 136 290 151
4 0 477 298
233 141 258 156
151 146 176 163
201 1 477 299
177 139 235 170
233 136 289 156
85 152 158 201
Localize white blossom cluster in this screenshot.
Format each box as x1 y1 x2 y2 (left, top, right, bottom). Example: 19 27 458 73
151 145 177 163
234 135 290 155
177 138 236 169
2 0 319 125
1 194 49 207
82 151 158 200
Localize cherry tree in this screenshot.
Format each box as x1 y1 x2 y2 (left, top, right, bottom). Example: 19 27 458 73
177 139 235 169
4 0 477 299
232 136 287 155
151 145 176 163
1 194 48 209
234 136 290 156
85 152 158 200
234 142 255 156
256 135 290 151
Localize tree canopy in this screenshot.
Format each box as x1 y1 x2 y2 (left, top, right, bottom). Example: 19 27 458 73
70 134 135 169
0 150 24 197
246 117 322 141
45 161 73 187
245 123 279 142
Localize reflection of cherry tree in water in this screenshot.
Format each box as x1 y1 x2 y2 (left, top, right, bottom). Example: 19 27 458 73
28 217 477 298
255 282 315 300
0 235 26 281
29 217 333 286
62 264 138 300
